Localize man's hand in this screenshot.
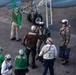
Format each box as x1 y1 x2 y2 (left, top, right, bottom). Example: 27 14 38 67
21 43 26 46
19 26 22 29
25 68 29 73
8 65 13 70
36 56 40 60
53 58 56 61
36 56 43 63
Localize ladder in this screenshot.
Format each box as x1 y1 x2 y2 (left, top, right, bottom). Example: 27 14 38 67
45 0 53 28
37 0 53 28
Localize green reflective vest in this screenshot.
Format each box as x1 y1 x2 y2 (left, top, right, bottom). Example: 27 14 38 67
12 11 22 26
17 13 22 26
0 54 4 68
15 55 27 69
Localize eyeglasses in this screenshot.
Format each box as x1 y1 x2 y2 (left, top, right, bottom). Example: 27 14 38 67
7 58 11 60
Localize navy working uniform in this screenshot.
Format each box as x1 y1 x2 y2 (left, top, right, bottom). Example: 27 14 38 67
39 37 57 75
22 25 39 69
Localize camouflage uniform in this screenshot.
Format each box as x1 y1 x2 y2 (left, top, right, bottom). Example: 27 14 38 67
59 24 71 65
60 26 71 46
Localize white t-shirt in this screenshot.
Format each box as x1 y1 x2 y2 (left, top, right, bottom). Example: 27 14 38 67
1 60 12 75
39 44 57 59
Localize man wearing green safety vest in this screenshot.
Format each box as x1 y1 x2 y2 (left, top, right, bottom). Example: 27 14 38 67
0 47 4 75
10 7 22 41
14 49 29 75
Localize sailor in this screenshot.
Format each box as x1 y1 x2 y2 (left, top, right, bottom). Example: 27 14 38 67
36 21 51 55
38 37 57 75
0 47 4 75
1 54 13 75
14 49 29 75
10 7 22 41
59 19 71 65
22 25 39 69
60 19 71 46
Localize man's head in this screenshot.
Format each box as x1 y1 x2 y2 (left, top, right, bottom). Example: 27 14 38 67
5 54 11 62
19 49 24 56
31 25 36 32
46 37 53 44
14 7 20 13
38 21 44 29
62 19 68 27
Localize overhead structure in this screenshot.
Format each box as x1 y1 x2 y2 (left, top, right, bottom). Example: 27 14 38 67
38 0 76 27
38 0 53 27
0 0 76 27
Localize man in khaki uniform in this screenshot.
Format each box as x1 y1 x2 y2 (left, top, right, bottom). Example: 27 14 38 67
59 19 71 65
10 7 22 41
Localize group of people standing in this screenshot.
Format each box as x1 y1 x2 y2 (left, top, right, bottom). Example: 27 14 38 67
21 19 71 75
21 21 57 75
0 47 29 75
0 6 71 75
